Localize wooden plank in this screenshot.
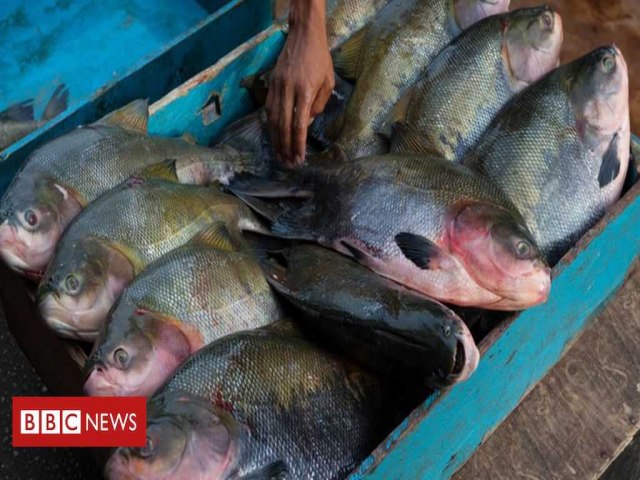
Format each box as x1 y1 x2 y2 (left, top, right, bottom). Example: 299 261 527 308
454 261 640 480
0 0 273 195
349 175 640 479
601 430 640 480
149 25 286 143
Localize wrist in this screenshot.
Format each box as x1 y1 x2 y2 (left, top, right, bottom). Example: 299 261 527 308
288 0 326 37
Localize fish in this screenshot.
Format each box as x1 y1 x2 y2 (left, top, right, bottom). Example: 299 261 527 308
83 223 283 397
230 153 550 310
330 0 511 158
37 176 265 341
465 45 631 265
0 85 69 151
0 99 260 278
262 244 479 385
104 324 382 480
326 0 392 49
388 6 563 162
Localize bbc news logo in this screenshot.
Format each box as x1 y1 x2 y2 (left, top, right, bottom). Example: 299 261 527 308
13 397 146 447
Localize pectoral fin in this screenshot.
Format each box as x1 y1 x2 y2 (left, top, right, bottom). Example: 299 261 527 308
598 133 621 188
189 221 237 252
395 233 444 270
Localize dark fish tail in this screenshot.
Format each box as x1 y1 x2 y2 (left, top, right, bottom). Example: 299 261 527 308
42 84 69 121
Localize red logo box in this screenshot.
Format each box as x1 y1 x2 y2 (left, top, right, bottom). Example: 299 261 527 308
13 396 146 447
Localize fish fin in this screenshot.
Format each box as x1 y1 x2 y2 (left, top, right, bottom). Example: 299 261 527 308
389 123 430 154
189 221 237 252
97 99 149 132
238 461 288 480
332 26 368 80
216 110 265 150
233 192 284 223
339 240 369 263
379 88 413 139
598 133 621 188
41 84 69 121
229 176 311 199
139 159 179 182
395 233 443 270
181 132 197 145
272 203 316 240
0 100 34 122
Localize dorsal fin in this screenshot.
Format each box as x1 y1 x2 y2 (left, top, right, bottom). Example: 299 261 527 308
189 221 237 252
97 99 149 132
332 26 368 80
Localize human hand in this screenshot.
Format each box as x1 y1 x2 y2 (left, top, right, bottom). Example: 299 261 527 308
266 0 334 167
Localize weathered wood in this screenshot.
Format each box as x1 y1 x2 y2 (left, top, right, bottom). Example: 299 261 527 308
455 261 640 480
601 430 640 480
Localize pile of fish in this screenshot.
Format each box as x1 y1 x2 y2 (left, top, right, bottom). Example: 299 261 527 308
0 0 632 478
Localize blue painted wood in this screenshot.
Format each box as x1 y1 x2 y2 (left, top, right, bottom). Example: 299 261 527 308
0 0 273 194
0 0 211 114
149 26 285 144
349 179 640 479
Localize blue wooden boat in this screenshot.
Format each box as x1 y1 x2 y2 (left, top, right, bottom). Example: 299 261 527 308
0 0 273 191
2 16 639 480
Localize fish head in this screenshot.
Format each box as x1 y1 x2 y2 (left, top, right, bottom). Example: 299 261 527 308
84 308 192 397
570 45 629 137
504 6 563 87
443 316 480 385
454 0 511 30
0 177 82 277
37 238 134 340
105 390 240 480
449 202 550 308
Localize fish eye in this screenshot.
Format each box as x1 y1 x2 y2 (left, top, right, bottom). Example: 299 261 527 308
114 348 130 368
65 274 81 294
540 12 553 29
23 210 38 229
602 54 615 73
138 437 154 458
515 240 532 259
441 323 451 337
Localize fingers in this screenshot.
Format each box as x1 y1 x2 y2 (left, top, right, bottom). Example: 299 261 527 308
311 78 334 117
265 79 281 162
279 81 294 164
292 92 313 166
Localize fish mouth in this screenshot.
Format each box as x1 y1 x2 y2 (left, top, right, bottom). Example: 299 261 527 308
442 322 480 384
39 295 102 341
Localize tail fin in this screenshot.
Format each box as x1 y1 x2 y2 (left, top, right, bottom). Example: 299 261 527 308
308 73 353 149
0 100 34 122
240 71 271 106
42 84 69 121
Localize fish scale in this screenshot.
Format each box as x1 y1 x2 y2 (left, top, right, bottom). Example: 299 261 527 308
157 328 381 479
333 0 509 159
392 9 551 161
105 245 282 345
51 178 254 268
465 46 630 264
326 0 391 49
